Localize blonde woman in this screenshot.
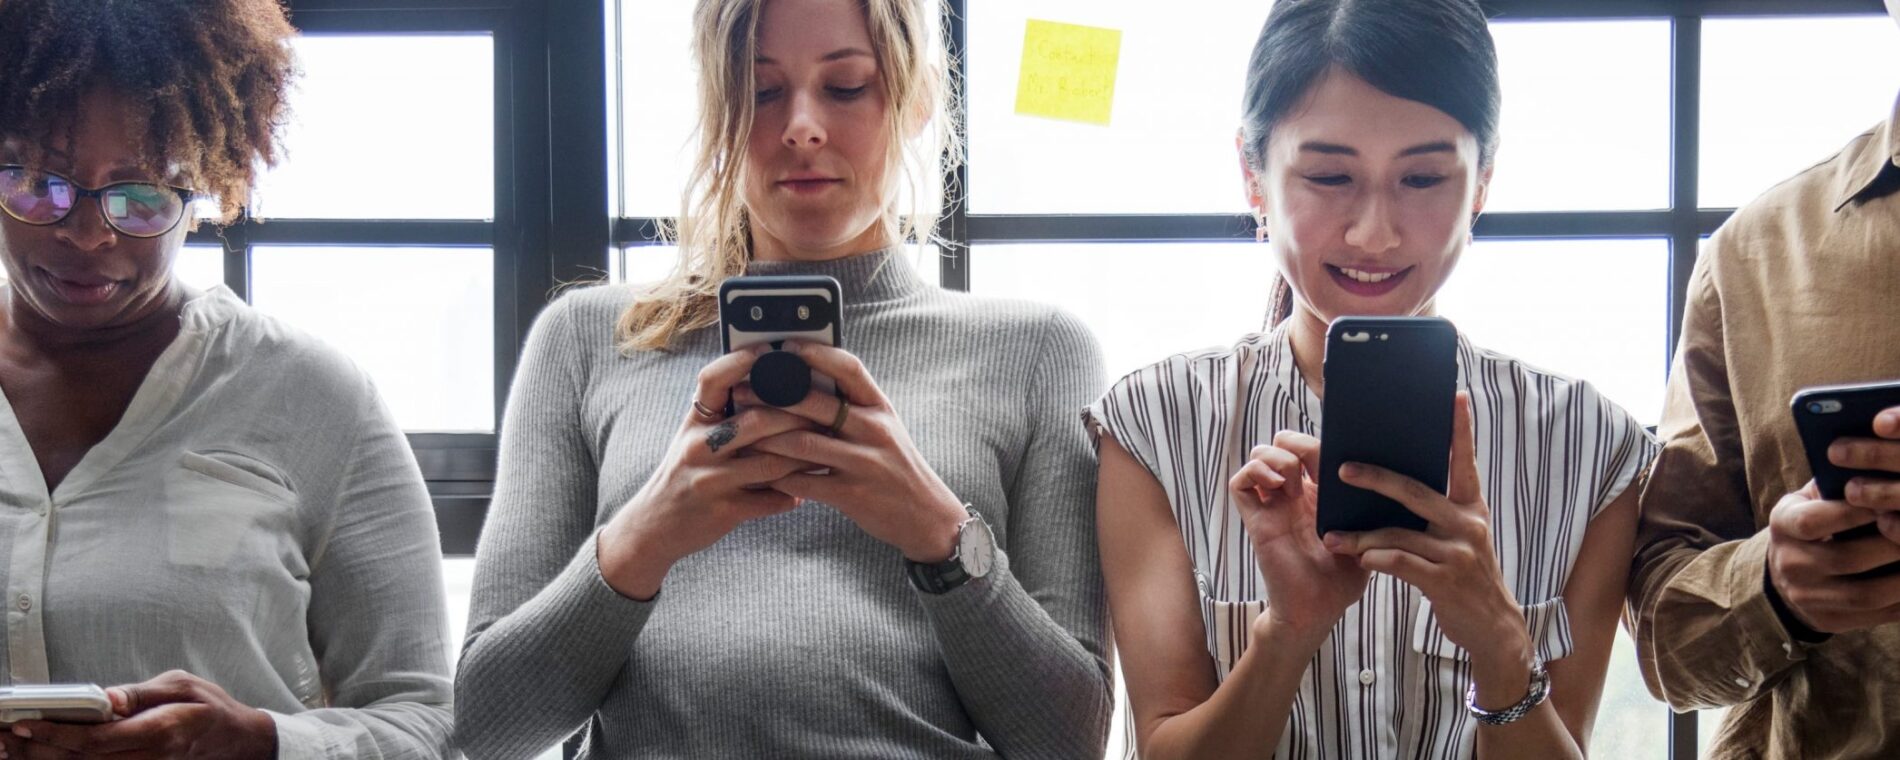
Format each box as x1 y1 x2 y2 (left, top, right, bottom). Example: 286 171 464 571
452 1 1111 758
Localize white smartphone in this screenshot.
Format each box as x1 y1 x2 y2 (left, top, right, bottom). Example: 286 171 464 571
0 684 114 724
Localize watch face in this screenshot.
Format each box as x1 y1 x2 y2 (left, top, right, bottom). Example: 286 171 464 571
959 515 995 578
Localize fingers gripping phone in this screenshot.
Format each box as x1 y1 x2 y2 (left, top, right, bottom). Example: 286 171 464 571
0 684 113 724
1793 380 1900 501
1315 316 1459 536
717 275 844 414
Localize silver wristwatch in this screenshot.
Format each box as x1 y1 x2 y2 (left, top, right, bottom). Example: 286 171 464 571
904 506 995 594
1465 660 1551 725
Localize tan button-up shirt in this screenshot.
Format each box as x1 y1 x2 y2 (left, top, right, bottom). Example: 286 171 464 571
1630 92 1900 760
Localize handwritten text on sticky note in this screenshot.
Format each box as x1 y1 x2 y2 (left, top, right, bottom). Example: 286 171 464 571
1014 19 1122 126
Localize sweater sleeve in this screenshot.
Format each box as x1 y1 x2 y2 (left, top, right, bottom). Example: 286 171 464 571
453 294 658 759
913 309 1113 760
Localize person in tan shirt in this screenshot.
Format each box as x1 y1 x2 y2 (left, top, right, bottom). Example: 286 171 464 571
1628 5 1900 757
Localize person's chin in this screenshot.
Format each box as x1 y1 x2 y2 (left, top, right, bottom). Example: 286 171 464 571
1306 285 1429 321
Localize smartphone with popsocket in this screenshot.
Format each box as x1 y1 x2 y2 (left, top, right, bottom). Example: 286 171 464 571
0 684 113 724
717 275 844 415
1792 380 1900 545
1315 316 1460 536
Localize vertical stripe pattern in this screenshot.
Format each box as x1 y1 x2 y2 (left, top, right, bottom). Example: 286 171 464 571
1086 326 1657 760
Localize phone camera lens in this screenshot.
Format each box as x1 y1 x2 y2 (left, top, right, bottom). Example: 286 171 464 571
749 305 764 322
797 305 811 321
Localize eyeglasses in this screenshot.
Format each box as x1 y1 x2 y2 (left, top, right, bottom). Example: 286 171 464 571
0 165 195 239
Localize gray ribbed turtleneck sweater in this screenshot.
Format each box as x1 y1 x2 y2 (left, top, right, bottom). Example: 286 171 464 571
455 249 1111 759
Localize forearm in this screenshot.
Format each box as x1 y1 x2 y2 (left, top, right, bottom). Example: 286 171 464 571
1140 616 1311 760
1470 649 1582 760
1472 703 1580 760
454 532 656 759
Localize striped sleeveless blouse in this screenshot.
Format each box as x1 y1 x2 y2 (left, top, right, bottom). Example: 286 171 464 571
1084 325 1657 759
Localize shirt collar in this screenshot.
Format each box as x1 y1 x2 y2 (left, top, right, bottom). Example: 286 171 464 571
1834 89 1900 212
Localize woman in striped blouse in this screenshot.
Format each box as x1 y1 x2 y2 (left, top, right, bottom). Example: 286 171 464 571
1086 1 1657 758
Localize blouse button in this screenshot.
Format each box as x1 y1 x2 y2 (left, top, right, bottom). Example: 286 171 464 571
1358 669 1376 686
15 594 30 612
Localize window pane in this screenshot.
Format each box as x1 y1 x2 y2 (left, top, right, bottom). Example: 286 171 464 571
177 245 225 292
254 36 495 220
442 556 476 662
618 5 701 218
250 246 493 432
1701 17 1900 209
1435 238 1667 424
969 243 1276 380
967 2 1268 214
1594 628 1670 760
1486 21 1671 211
1701 705 1731 754
618 245 682 285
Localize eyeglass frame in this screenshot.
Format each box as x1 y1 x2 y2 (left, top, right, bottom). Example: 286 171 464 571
0 164 198 239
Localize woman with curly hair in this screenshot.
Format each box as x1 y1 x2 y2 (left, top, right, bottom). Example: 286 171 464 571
0 2 454 757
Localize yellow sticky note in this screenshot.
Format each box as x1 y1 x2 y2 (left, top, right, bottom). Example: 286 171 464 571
1014 19 1122 126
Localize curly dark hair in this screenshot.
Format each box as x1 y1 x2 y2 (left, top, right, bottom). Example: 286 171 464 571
0 0 298 224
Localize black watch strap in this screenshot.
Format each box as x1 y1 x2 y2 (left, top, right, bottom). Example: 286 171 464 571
906 555 972 594
1764 560 1832 644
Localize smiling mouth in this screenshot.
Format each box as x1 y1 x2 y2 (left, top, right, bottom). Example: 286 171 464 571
1325 264 1412 296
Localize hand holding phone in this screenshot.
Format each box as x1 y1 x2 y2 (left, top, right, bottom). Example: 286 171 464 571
1763 380 1900 635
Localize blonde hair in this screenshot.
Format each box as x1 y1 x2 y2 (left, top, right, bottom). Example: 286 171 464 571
616 0 960 352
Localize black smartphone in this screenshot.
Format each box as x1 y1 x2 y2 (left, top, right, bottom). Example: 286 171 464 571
716 275 844 416
1315 316 1459 536
1792 379 1900 501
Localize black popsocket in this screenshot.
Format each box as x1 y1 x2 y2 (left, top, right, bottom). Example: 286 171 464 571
750 349 812 407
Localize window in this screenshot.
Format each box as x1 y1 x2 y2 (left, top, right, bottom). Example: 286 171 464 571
1436 238 1668 424
615 3 699 219
1701 16 1900 209
1486 20 1672 211
965 1 1268 214
969 242 1275 379
178 245 226 292
250 246 495 432
254 36 496 220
